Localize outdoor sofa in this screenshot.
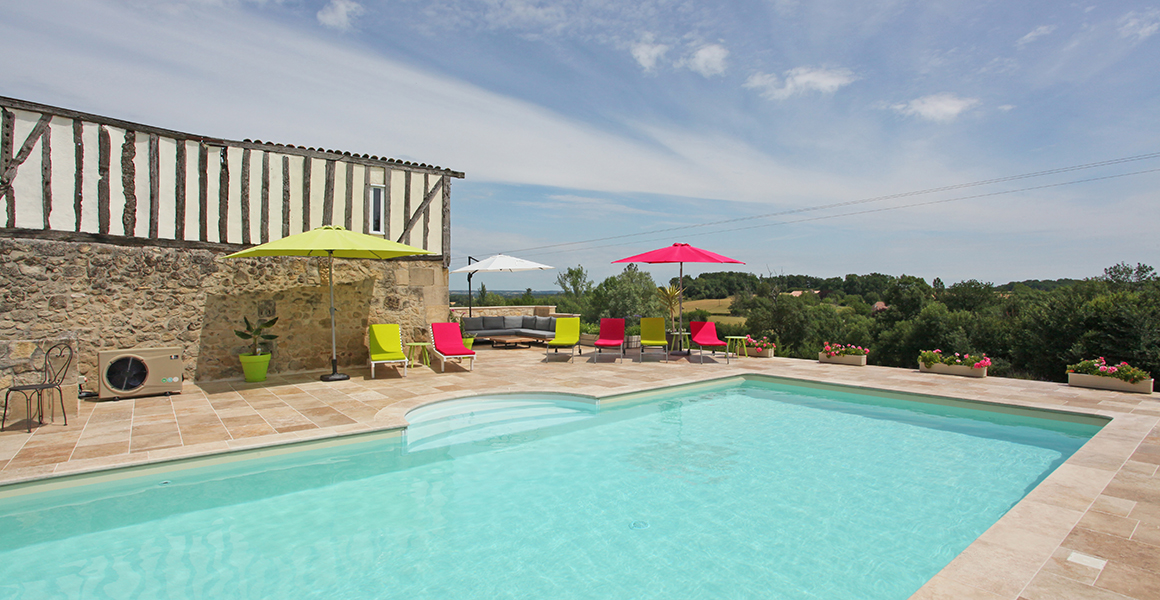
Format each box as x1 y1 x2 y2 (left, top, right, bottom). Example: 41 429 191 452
461 315 557 342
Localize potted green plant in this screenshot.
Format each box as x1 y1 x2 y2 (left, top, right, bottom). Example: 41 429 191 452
1067 357 1153 394
462 332 476 350
235 316 279 382
819 343 867 366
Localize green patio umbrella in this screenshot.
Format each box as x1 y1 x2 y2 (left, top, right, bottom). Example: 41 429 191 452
224 226 434 382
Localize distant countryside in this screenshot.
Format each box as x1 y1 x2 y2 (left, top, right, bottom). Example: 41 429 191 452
452 263 1159 390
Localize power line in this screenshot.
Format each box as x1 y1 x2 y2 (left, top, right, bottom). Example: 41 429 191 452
449 151 1160 263
507 166 1160 261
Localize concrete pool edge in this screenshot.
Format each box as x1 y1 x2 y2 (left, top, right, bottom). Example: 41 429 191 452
1 356 1157 599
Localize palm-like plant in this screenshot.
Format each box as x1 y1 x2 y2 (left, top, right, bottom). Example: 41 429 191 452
235 316 279 356
657 285 682 331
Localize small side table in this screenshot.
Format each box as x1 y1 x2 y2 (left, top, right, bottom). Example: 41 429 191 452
406 342 432 367
725 336 748 358
669 330 690 352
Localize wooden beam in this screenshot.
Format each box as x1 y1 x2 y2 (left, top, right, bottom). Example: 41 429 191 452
2 112 53 227
175 139 186 240
240 148 251 245
301 156 311 232
72 120 82 232
441 175 451 268
198 143 208 241
384 168 392 238
98 125 110 235
41 127 51 229
397 176 442 245
260 151 270 243
402 171 411 245
0 96 466 179
361 165 371 234
0 113 52 185
322 159 335 226
148 134 159 238
344 161 354 230
121 130 137 236
1 109 12 227
281 156 290 238
218 147 229 242
422 174 430 250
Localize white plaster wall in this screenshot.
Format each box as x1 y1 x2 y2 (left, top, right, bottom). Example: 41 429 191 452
389 168 406 243
132 134 150 238
106 126 127 237
285 155 304 236
47 119 74 232
156 137 177 240
182 140 198 240
79 122 100 234
267 152 285 241
10 112 42 230
224 146 244 244
307 157 325 229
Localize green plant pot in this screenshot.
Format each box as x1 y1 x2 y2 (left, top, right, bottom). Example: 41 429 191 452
239 353 272 383
463 338 475 350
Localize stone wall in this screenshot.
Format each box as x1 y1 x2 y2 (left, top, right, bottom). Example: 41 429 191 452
450 305 560 319
0 237 449 384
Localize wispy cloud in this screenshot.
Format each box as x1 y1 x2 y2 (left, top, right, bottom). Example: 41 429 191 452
1016 25 1056 47
891 93 980 122
631 33 669 71
680 43 728 77
744 66 857 100
1119 9 1160 43
317 0 364 31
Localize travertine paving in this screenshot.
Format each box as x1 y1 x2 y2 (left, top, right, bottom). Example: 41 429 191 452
2 344 1158 600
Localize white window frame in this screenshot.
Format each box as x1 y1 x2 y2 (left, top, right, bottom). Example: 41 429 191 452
368 186 386 235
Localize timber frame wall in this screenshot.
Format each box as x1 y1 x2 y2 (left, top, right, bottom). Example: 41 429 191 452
0 96 463 262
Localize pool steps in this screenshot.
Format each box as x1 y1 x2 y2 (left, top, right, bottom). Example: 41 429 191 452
405 397 597 452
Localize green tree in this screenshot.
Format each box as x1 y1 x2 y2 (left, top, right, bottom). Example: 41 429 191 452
555 265 593 315
585 264 660 325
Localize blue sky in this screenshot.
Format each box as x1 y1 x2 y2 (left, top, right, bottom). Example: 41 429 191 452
2 0 1158 291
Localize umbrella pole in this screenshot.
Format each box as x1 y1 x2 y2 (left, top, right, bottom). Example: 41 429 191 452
677 262 689 355
321 251 349 382
467 272 473 318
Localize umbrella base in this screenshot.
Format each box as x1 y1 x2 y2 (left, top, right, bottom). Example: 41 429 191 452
321 372 350 382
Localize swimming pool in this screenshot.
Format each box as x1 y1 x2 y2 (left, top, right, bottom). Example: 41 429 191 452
0 377 1103 599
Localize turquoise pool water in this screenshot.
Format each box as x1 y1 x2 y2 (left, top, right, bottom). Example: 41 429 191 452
0 378 1102 599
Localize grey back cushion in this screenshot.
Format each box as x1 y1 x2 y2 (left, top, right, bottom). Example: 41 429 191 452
462 317 483 331
483 316 505 329
523 316 538 328
504 315 524 329
535 316 552 331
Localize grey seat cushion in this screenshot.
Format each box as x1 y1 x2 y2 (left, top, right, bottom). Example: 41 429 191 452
535 316 554 332
523 316 538 329
462 317 484 332
504 315 524 329
483 316 505 329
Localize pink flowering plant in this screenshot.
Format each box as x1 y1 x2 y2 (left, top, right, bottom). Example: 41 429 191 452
745 334 776 354
1067 357 1151 384
918 349 992 370
822 343 868 357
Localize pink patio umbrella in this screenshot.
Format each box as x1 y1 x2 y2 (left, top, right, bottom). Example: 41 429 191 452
613 243 744 351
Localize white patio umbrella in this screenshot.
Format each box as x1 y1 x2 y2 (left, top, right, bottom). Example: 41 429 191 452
451 254 554 316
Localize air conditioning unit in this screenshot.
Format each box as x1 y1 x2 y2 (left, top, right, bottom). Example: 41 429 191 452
98 347 184 400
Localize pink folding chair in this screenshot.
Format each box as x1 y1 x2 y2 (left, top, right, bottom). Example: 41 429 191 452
690 321 729 364
430 322 476 372
593 318 625 362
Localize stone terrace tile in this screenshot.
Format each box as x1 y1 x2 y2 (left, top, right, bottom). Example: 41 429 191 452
1 345 1159 599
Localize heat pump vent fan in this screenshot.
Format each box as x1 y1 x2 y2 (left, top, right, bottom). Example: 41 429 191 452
98 347 184 400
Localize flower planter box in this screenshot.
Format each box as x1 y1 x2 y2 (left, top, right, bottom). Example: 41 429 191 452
918 362 987 378
579 333 598 347
1068 373 1153 394
819 353 866 366
743 347 775 358
624 335 641 350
